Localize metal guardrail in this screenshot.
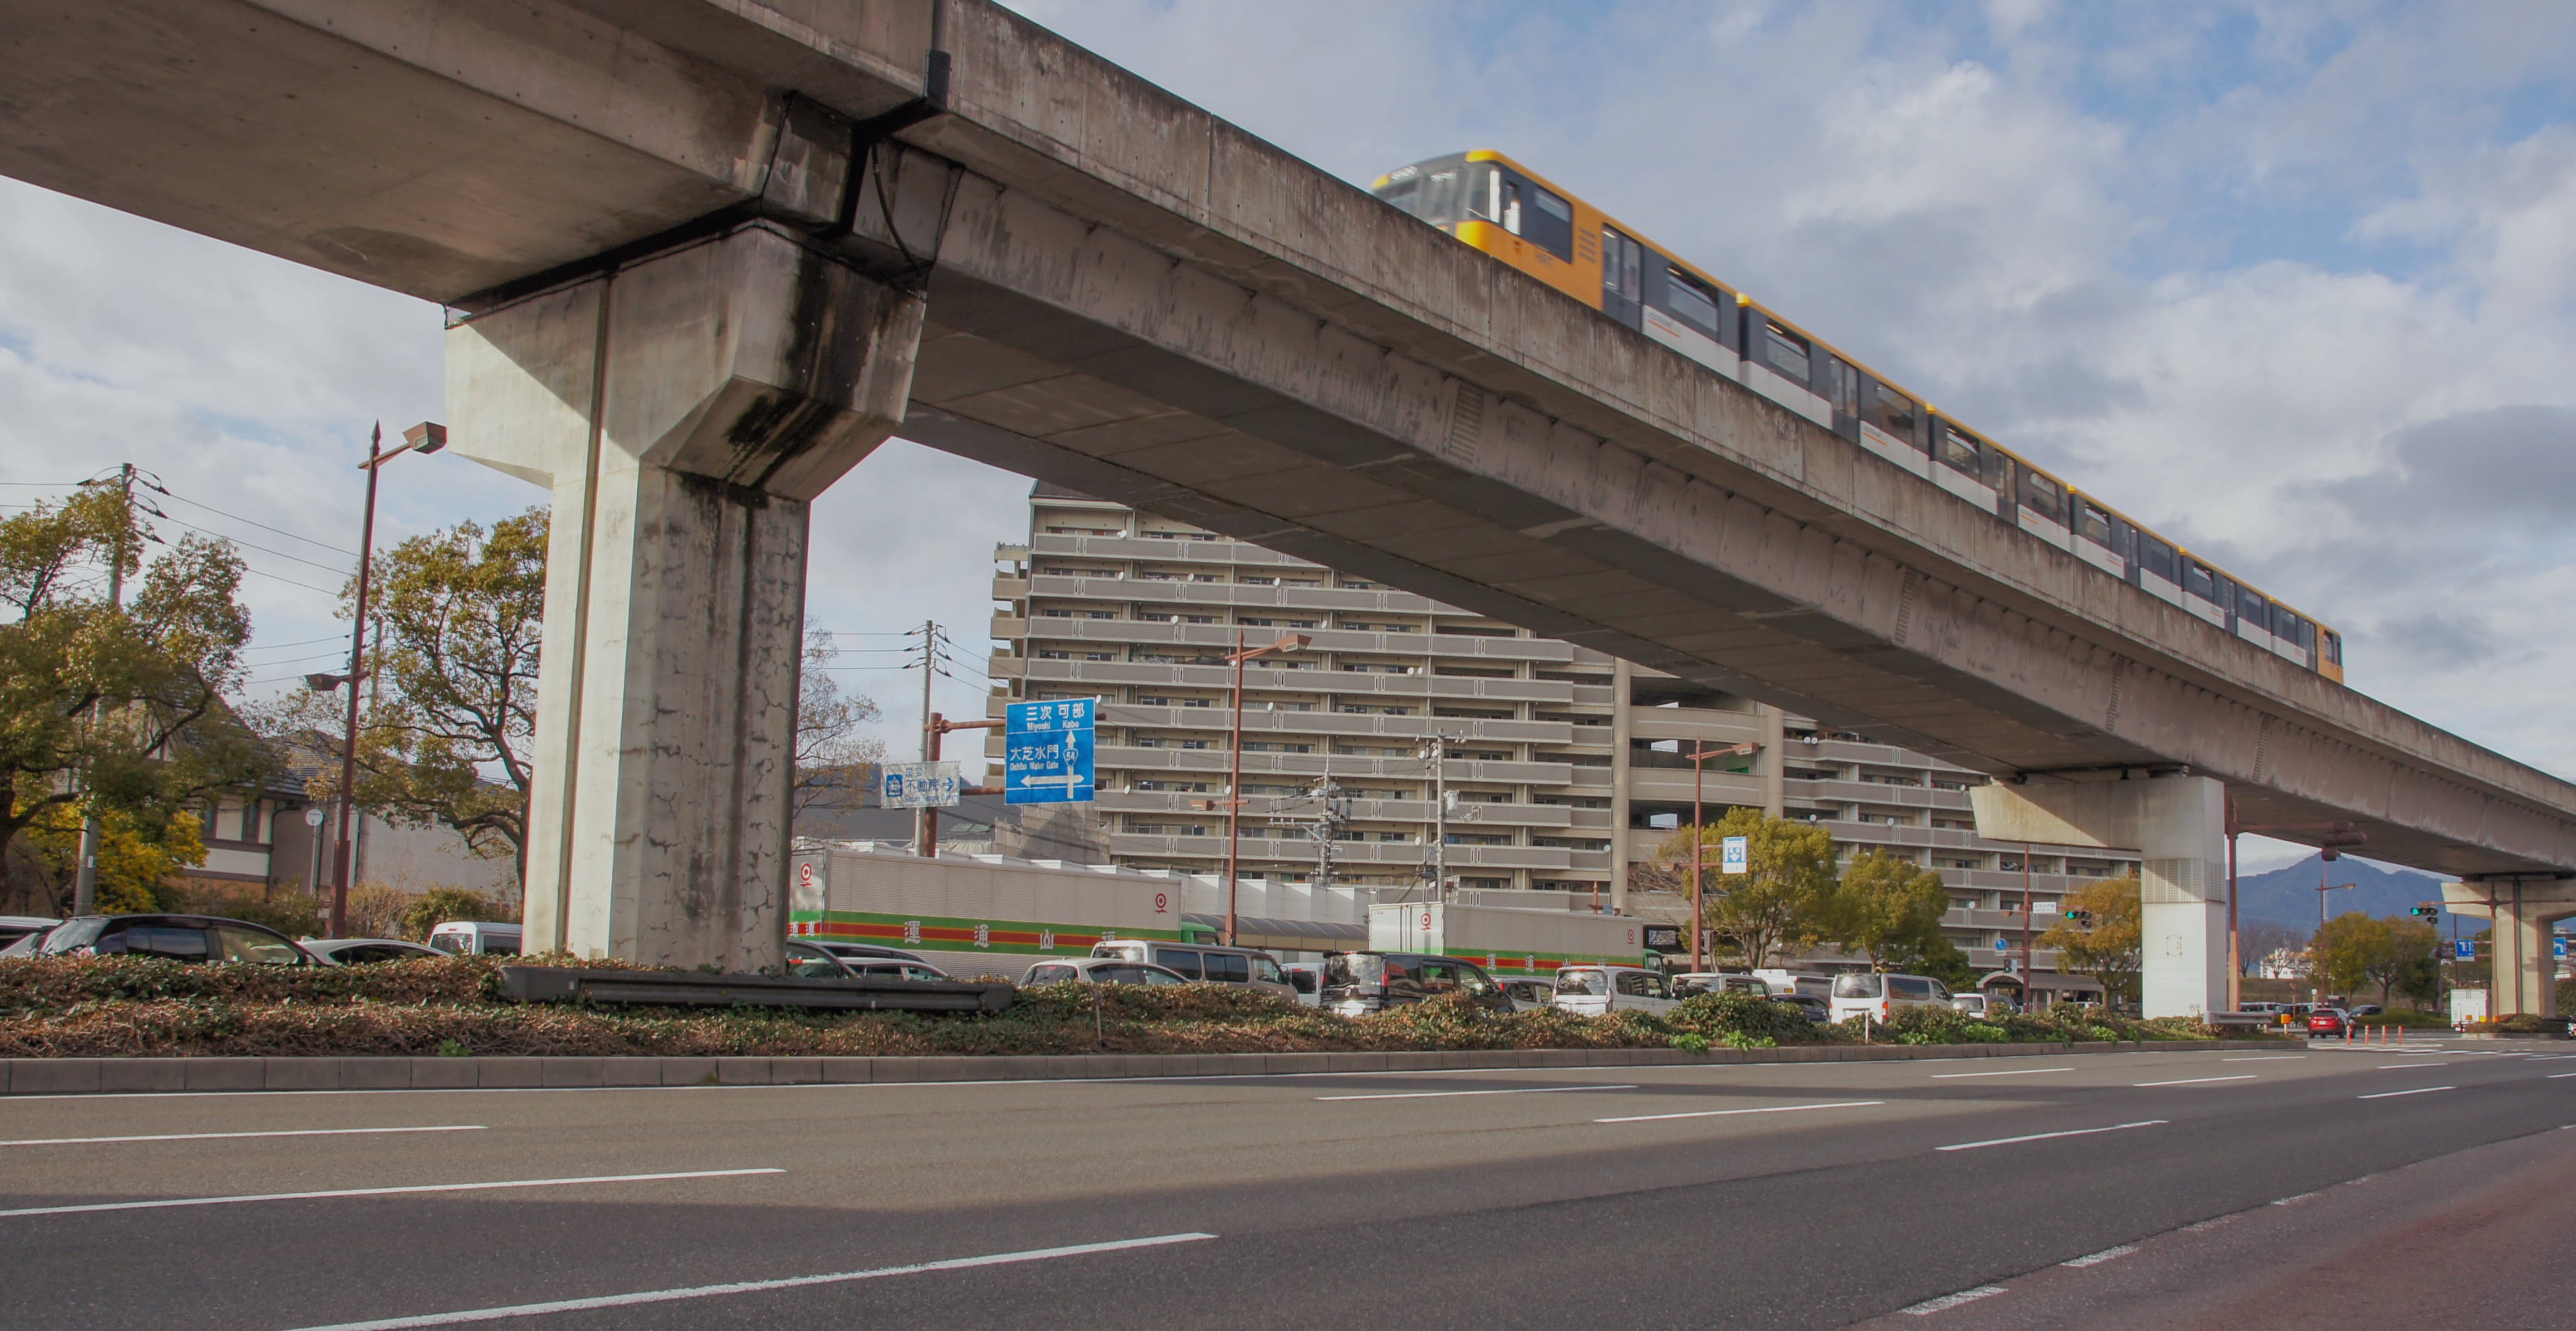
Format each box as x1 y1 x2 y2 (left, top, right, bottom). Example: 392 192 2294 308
498 967 1014 1014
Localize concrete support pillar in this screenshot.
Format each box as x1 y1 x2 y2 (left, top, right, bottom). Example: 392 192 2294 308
2443 878 2576 1017
1969 774 2229 1019
445 223 924 969
1609 657 1633 914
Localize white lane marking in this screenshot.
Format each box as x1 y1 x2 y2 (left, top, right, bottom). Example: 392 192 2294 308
0 1125 484 1148
2271 1191 2319 1207
1931 1067 2075 1079
1937 1120 2167 1153
2379 1063 2453 1069
2135 1075 2257 1087
1317 1084 1638 1101
1596 1100 1883 1124
272 1232 1219 1330
2221 1055 2306 1062
2548 1073 2576 1079
2061 1244 2137 1268
0 1167 781 1220
1900 1286 2006 1316
2359 1086 2455 1100
2181 1214 2239 1233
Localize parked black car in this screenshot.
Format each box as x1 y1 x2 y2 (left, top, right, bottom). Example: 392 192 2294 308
1771 992 1833 1024
1319 951 1514 1016
36 914 317 965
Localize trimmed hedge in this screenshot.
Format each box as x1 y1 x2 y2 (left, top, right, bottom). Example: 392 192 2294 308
0 957 2272 1059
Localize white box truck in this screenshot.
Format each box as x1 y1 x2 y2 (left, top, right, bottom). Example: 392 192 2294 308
1368 901 1648 978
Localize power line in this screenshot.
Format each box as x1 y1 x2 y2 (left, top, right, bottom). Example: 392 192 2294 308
238 565 342 597
153 486 358 557
156 513 354 577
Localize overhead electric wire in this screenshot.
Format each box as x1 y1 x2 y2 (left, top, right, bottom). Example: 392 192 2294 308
156 513 354 577
237 565 342 597
153 484 359 557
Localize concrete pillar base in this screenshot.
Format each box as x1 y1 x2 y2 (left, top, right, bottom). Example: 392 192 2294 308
1969 774 2229 1020
445 223 925 969
2442 878 2576 1017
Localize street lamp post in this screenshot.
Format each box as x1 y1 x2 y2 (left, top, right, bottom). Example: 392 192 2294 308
1682 741 1759 974
310 422 444 938
1219 631 1308 945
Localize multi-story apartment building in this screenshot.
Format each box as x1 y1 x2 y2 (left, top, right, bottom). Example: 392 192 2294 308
987 485 2133 975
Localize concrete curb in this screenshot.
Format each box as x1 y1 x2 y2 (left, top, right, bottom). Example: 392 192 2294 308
0 1039 2291 1096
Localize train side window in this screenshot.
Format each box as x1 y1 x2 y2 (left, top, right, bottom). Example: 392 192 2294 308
2023 468 2063 514
2322 630 2342 666
1828 358 1860 419
1377 175 1421 216
1939 426 1981 476
2076 500 2112 545
2141 535 2178 582
1867 381 1919 443
2239 584 2268 625
1661 267 1723 337
2183 560 2217 602
1764 321 1812 382
1522 183 1574 260
1468 164 1499 221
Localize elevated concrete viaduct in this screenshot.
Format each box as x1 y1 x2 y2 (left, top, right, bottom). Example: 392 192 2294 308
9 0 2575 1012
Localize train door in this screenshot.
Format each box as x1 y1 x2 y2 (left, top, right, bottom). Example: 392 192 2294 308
1825 356 1864 444
2070 496 2125 576
1931 421 1998 510
2015 465 2073 550
1747 314 1833 427
1601 227 1644 329
2180 560 2229 628
2137 533 2182 604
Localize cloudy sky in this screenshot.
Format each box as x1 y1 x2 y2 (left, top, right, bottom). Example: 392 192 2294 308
4 0 2572 871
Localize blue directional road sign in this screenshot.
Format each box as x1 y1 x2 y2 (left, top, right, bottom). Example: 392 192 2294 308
2557 936 2569 961
1720 835 1750 876
2455 939 2477 962
1005 698 1097 805
879 761 961 810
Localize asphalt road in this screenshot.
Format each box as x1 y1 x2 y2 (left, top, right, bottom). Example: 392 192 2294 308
4 1039 2572 1329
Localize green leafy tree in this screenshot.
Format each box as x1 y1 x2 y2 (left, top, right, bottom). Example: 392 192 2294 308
1656 808 1836 969
2308 911 2392 998
1827 849 1950 971
0 490 272 913
397 887 519 941
17 802 207 912
2038 871 2144 1007
2386 918 2441 1008
266 511 544 890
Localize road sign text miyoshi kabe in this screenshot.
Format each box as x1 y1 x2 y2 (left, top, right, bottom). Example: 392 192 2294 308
1005 698 1097 805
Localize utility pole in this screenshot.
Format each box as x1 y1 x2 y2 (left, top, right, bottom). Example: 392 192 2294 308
327 426 388 939
2019 843 2035 1010
71 463 136 917
1307 759 1349 891
2224 793 2241 1012
1216 632 1306 944
1419 732 1449 904
910 621 939 856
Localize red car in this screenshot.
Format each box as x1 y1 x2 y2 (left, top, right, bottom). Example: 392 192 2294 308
2307 1008 2351 1036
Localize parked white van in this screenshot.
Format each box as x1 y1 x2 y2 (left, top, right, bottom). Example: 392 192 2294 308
425 921 522 956
1088 940 1297 1003
1671 973 1770 999
1551 964 1677 1016
1829 972 1953 1022
1754 969 1833 998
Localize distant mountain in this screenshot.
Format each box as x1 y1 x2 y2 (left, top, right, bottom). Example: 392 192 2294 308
2235 854 2480 934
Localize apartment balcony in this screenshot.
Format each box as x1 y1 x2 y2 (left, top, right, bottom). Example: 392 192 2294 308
1017 657 1578 706
1094 789 1576 831
1012 598 1581 665
1093 745 1574 787
1104 833 1574 871
991 576 1030 601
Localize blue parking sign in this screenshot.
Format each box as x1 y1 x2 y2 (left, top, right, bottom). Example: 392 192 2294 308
1005 698 1097 805
2455 939 2477 961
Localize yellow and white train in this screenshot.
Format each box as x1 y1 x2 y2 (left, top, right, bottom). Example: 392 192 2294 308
1371 150 2345 684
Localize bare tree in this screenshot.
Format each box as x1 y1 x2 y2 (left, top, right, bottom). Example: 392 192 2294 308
794 627 885 822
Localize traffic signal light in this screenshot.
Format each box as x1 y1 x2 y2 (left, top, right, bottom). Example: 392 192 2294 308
2063 909 2093 926
2409 904 2438 918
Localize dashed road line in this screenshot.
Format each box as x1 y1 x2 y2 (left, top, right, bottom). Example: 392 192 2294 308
272 1232 1220 1330
1318 1084 1637 1101
2359 1085 2455 1100
2060 1244 2137 1268
1596 1100 1883 1125
2221 1055 2305 1062
1900 1286 2006 1316
2379 1063 2452 1069
0 1167 783 1220
0 1125 484 1148
1936 1120 2166 1153
2135 1075 2256 1087
1930 1067 2074 1079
